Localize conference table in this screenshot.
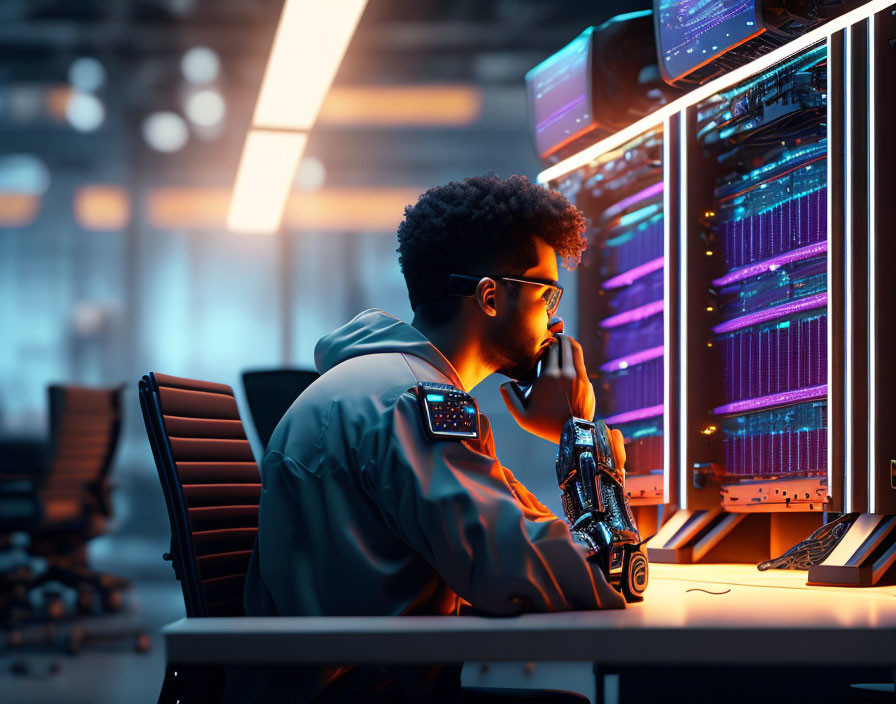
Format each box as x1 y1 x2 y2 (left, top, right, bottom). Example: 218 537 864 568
161 564 896 699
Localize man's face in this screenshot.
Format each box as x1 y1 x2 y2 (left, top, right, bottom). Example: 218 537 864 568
490 236 561 381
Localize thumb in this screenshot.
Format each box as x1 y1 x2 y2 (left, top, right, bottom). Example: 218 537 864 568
499 382 526 423
610 427 626 474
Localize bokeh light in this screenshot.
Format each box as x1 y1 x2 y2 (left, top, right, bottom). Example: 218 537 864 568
185 88 226 127
68 57 106 92
66 92 105 131
181 46 220 84
142 111 189 153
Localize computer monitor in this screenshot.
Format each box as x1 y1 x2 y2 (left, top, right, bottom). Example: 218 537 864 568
525 27 595 160
654 0 764 84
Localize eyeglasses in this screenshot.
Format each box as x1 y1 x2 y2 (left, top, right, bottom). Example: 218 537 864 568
448 273 563 317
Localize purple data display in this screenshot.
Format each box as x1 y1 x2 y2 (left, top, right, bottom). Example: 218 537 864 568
718 313 827 403
604 217 664 277
724 428 827 475
602 314 664 361
721 401 827 476
719 187 827 271
526 28 593 159
604 358 664 417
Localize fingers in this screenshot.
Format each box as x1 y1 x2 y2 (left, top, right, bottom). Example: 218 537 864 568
542 337 561 377
610 427 626 471
499 382 525 422
555 334 575 377
568 336 589 382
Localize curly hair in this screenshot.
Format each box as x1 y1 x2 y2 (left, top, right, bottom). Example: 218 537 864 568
397 174 587 322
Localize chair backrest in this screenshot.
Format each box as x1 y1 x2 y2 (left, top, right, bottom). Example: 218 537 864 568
241 369 319 450
139 372 260 617
41 384 123 526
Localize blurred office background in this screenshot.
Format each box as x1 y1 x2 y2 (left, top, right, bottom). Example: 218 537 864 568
2 1 646 701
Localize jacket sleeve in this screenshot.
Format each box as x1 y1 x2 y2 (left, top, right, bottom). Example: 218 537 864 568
370 392 625 615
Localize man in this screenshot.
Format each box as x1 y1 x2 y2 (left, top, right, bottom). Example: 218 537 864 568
238 174 626 703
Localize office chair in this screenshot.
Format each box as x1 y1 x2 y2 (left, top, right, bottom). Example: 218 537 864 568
139 372 261 703
1 385 139 651
140 373 592 704
240 368 319 450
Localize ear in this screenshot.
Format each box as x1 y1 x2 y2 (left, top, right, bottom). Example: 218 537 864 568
475 277 498 318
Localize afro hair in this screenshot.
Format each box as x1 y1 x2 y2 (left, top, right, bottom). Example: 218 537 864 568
397 174 587 318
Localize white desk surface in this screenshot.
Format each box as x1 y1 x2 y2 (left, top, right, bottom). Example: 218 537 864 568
162 564 896 667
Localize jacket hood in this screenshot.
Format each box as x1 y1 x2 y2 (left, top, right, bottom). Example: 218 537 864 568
314 309 464 389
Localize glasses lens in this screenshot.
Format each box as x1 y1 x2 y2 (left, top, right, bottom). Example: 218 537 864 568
546 287 561 315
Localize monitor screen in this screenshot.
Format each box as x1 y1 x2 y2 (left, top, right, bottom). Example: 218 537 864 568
526 28 594 159
654 0 764 83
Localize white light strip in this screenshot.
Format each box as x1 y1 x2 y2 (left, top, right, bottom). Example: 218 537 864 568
228 0 368 234
537 0 896 185
253 0 368 130
868 17 877 512
227 130 308 234
844 27 854 512
826 33 835 507
662 116 672 505
678 112 689 511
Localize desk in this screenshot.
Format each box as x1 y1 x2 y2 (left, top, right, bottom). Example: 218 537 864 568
162 565 896 668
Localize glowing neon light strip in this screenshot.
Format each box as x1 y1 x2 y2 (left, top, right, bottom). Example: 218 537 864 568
662 116 672 505
619 203 660 228
868 17 877 512
536 0 896 185
605 404 665 426
711 292 827 334
825 32 835 509
603 257 665 290
713 384 828 415
599 300 664 329
845 27 854 512
711 241 828 287
678 113 688 510
599 345 664 373
603 181 665 219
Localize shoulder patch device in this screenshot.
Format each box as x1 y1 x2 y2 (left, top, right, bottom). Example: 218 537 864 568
415 381 479 441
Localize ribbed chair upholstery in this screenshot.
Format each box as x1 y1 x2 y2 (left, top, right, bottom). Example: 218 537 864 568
139 372 260 618
2 384 129 626
41 385 122 532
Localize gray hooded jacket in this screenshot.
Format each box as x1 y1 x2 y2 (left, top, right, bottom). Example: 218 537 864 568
238 309 624 700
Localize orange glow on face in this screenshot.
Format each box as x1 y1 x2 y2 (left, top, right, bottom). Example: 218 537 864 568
73 186 130 230
318 85 482 126
0 193 40 226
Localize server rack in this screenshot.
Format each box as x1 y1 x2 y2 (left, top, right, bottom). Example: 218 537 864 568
553 126 672 536
539 0 896 583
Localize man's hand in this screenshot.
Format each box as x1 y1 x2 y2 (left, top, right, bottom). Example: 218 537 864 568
609 427 626 483
499 333 596 444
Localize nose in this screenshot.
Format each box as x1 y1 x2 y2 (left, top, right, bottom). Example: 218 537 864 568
548 316 564 334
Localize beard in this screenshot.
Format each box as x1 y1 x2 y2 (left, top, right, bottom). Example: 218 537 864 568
490 314 544 382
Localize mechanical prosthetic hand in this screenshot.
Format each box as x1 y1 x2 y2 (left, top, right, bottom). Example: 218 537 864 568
557 417 648 603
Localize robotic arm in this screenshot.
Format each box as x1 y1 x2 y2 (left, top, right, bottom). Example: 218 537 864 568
556 417 649 603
